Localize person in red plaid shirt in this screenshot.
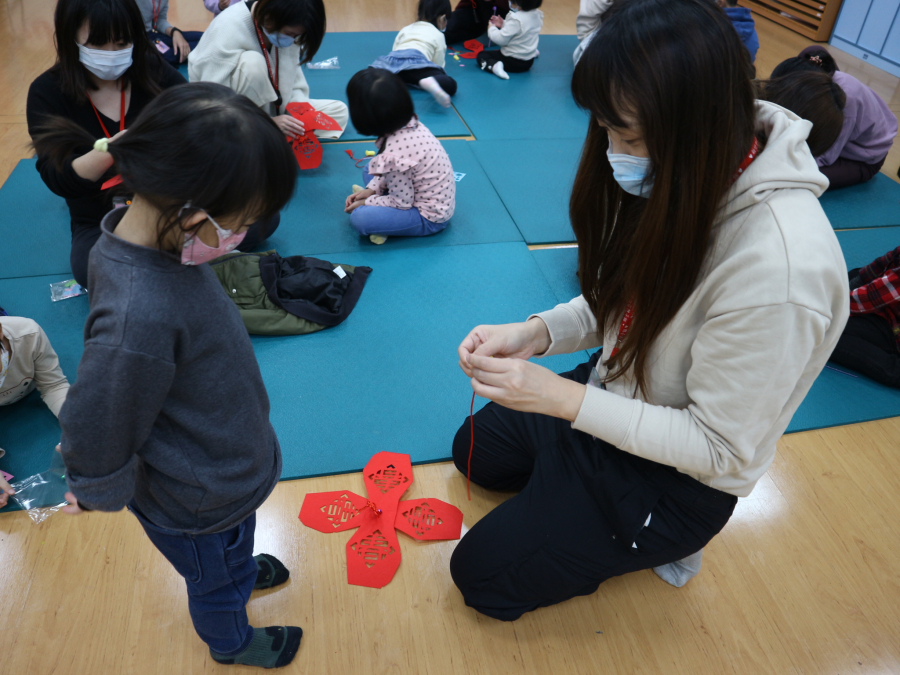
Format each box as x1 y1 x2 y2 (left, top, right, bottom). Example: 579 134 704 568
829 246 900 387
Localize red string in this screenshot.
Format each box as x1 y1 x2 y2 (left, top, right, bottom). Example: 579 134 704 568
365 500 382 515
466 391 475 500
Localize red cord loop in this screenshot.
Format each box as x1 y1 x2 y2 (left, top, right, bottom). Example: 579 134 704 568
366 500 382 515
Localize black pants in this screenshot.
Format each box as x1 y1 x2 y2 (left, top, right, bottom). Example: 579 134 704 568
397 67 458 97
829 313 900 387
476 50 535 74
445 1 507 45
70 212 281 287
820 156 885 191
449 355 738 621
147 30 203 66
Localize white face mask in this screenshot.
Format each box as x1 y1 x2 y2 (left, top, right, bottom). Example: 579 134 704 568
263 29 295 48
77 43 133 81
0 346 9 390
606 147 653 198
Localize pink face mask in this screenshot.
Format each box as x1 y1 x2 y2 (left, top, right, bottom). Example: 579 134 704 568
180 203 247 266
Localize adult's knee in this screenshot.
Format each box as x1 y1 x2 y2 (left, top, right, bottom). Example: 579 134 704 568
449 533 527 622
451 418 473 476
230 52 272 106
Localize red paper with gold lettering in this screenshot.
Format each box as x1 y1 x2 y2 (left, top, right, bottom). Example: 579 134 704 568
285 102 342 170
298 452 464 588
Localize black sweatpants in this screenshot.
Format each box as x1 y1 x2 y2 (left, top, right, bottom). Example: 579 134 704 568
449 354 738 622
70 212 281 287
476 50 535 74
829 313 900 387
397 67 458 97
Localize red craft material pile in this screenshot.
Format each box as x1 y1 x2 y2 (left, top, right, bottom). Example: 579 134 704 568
459 39 485 59
299 451 464 588
285 102 342 170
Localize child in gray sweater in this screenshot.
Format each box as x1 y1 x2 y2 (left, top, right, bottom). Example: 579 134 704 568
31 82 302 669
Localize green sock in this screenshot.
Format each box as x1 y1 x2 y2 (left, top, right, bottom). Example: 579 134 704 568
210 626 303 668
254 553 290 590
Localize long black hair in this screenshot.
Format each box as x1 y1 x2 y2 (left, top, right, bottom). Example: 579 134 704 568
255 0 325 64
569 0 756 395
32 83 298 250
760 71 846 156
51 0 162 103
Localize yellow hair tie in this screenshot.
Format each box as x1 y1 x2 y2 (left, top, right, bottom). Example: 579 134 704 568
93 138 110 153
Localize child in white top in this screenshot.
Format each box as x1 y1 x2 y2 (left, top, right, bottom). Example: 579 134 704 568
370 0 456 108
344 69 455 245
477 0 544 79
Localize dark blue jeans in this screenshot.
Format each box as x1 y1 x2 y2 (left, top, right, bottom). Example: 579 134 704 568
129 504 257 655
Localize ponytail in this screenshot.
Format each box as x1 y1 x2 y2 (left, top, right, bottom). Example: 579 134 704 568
31 116 115 172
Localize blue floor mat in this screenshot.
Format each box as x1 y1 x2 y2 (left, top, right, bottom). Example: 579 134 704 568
305 32 471 141
0 243 585 501
447 35 589 141
835 226 898 268
470 138 581 244
269 139 522 256
821 173 900 230
0 159 71 279
528 240 900 434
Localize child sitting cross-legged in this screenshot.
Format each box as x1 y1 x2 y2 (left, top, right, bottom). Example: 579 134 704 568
344 68 456 245
477 0 544 80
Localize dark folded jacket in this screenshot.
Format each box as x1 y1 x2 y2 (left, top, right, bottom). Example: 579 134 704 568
212 250 372 335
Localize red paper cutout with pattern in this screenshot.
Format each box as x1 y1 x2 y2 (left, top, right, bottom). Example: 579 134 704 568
298 452 464 588
459 39 485 59
285 102 342 170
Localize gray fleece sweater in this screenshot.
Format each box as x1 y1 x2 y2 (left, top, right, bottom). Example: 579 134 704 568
59 207 282 534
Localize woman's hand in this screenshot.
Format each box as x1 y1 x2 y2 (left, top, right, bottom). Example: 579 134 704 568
171 30 191 63
345 188 374 212
273 115 306 140
0 474 13 509
458 319 551 376
218 0 231 10
61 492 85 515
467 355 587 421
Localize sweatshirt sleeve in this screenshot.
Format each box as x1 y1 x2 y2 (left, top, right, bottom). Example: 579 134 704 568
31 325 70 417
487 15 522 47
286 59 312 110
59 343 176 512
204 0 221 13
816 114 856 168
156 0 173 35
570 303 832 478
532 295 604 355
366 169 416 210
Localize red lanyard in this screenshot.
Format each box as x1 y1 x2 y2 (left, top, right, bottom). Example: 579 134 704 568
151 0 160 31
87 85 126 138
253 19 281 106
610 138 761 359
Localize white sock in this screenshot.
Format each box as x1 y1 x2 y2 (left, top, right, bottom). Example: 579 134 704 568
418 76 451 108
491 62 509 80
653 549 703 588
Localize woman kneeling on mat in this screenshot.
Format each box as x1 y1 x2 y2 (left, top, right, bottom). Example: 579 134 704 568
188 0 348 142
344 69 455 245
26 0 185 288
451 0 848 622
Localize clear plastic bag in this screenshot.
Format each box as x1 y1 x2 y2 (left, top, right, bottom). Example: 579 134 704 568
50 279 87 302
307 56 340 69
10 451 69 524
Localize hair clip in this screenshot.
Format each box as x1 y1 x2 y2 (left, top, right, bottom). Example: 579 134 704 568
93 138 110 153
809 55 823 65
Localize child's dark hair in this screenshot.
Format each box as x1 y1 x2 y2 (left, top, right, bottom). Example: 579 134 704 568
771 47 838 78
417 0 451 26
514 0 543 10
346 68 415 138
255 0 325 64
761 71 846 156
51 0 162 104
31 83 298 250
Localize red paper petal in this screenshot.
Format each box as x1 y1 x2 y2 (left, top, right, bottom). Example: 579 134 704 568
463 39 485 53
346 519 402 588
101 175 123 190
363 452 413 501
394 499 463 541
293 133 323 169
299 490 369 532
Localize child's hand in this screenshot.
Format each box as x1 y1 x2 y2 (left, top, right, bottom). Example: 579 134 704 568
345 189 374 213
490 15 504 28
62 492 85 515
0 474 13 509
274 115 306 140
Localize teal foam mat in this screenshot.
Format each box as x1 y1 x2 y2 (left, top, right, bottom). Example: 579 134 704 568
0 243 585 504
447 35 589 141
835 226 898 269
271 139 522 256
470 138 581 244
0 159 71 279
821 173 900 230
304 32 471 141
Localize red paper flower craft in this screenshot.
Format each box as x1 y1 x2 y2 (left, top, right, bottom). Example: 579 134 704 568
285 102 342 170
298 451 464 588
459 39 485 59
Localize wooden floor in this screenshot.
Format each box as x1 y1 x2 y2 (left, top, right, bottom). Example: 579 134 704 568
2 1 900 673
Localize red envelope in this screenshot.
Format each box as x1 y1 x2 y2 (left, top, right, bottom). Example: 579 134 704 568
299 451 464 588
285 102 342 170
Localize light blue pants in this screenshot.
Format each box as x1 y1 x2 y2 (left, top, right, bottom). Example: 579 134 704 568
350 169 448 238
